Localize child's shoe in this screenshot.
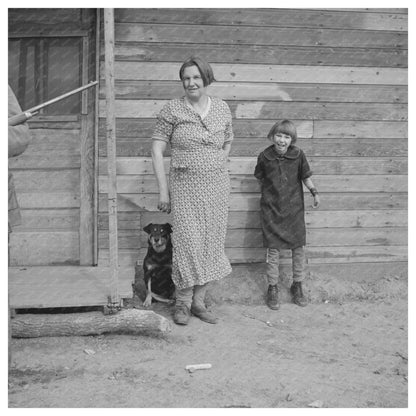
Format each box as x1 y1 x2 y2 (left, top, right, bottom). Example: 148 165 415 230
266 284 280 310
290 282 307 307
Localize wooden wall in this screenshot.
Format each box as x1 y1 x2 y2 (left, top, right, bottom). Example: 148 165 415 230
8 9 97 266
97 8 408 271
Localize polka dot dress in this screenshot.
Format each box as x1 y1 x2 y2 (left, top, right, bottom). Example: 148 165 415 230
152 96 233 289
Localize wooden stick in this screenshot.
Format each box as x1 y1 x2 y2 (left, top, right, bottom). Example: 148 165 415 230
104 8 119 304
8 81 98 126
185 364 212 372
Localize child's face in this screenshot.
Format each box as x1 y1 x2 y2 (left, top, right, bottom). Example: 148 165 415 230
271 132 292 154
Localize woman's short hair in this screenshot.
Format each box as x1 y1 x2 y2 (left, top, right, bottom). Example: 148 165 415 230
267 119 298 144
179 56 216 87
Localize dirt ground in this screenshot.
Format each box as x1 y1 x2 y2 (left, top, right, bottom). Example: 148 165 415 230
8 292 408 408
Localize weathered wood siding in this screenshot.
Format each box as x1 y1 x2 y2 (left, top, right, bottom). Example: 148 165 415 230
8 9 97 266
98 8 407 270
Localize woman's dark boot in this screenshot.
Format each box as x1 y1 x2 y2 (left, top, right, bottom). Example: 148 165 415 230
173 303 191 325
267 284 280 310
290 282 307 307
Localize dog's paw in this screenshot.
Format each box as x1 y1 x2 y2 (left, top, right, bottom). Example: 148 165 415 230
143 295 152 308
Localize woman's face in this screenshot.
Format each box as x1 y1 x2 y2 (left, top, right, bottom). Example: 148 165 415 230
182 65 207 100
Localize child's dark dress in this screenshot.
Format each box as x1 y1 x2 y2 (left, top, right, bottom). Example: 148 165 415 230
254 145 312 249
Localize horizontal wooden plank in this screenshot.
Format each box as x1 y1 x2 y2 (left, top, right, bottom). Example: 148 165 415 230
114 23 407 49
97 209 408 231
110 43 407 68
101 81 408 103
97 119 408 140
9 24 89 38
98 99 407 121
224 138 408 157
20 128 81 143
98 245 407 267
98 137 409 158
114 8 407 31
229 157 407 175
98 192 407 212
8 128 81 169
314 120 408 138
8 154 80 169
106 62 408 85
98 174 407 194
97 119 314 140
98 227 407 250
323 9 407 14
8 8 82 25
28 120 81 129
15 209 80 230
9 266 133 308
97 156 407 176
229 102 407 121
16 192 80 209
9 230 79 266
12 170 80 192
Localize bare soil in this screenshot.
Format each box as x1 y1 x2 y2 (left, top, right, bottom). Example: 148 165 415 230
8 296 408 408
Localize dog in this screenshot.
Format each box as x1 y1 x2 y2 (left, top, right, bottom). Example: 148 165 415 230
142 223 175 307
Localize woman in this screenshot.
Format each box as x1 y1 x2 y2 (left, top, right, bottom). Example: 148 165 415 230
151 56 233 325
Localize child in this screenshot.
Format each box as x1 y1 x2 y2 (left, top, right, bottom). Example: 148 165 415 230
254 120 320 310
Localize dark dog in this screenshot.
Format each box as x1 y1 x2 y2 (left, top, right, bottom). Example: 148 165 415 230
142 223 175 307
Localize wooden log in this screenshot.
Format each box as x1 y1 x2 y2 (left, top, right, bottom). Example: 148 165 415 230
11 309 172 338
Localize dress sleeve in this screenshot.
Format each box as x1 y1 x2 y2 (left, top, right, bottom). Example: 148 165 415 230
299 151 312 180
151 102 175 143
254 154 265 181
223 102 234 144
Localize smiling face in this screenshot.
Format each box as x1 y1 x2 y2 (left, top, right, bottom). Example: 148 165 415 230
181 65 207 101
271 132 292 155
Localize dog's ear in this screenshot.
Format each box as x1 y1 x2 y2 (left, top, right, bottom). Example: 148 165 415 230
143 223 153 234
164 223 173 234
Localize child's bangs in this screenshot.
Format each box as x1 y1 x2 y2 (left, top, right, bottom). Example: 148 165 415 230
275 124 296 138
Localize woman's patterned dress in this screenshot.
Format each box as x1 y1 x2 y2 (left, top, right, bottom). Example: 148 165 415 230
152 96 233 289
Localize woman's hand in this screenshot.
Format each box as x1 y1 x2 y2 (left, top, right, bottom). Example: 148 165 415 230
158 194 171 213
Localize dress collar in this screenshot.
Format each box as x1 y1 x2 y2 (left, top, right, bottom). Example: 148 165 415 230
263 145 301 160
183 96 211 120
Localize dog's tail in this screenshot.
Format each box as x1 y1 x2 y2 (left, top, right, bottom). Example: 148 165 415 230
151 292 175 304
